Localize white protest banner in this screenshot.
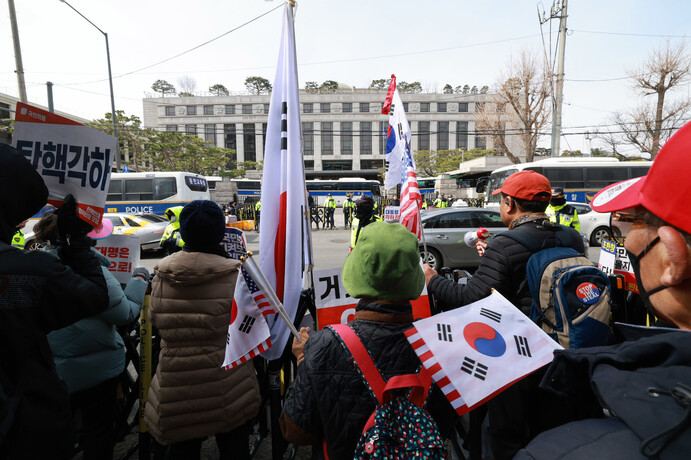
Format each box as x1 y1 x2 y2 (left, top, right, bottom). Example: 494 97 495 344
314 267 431 329
405 290 562 416
598 238 616 276
383 206 400 222
614 246 638 293
12 102 115 227
94 234 141 284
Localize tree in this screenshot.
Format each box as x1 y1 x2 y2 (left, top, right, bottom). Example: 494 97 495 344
369 79 389 90
398 81 422 93
475 50 551 163
209 84 229 96
561 149 584 157
151 79 176 97
178 75 197 95
614 40 691 159
142 131 233 175
245 76 272 95
319 80 339 93
414 148 496 176
88 111 150 172
305 81 319 93
221 161 263 178
443 84 454 94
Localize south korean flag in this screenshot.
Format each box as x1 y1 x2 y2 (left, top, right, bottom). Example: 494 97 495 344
405 290 562 415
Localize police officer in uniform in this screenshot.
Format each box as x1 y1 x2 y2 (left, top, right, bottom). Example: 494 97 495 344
160 206 185 255
324 194 336 230
254 199 261 232
342 195 355 229
11 219 28 249
546 187 580 232
350 195 382 250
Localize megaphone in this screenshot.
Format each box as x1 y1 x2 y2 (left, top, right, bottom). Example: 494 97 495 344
464 227 490 248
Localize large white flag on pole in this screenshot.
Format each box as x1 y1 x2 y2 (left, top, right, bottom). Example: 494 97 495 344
382 75 413 191
259 3 310 361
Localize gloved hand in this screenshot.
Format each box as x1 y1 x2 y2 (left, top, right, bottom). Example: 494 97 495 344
132 266 150 281
57 194 94 245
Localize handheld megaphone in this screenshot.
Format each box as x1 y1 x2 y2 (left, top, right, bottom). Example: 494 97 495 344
464 227 490 247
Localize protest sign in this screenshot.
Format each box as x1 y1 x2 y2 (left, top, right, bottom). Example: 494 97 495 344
12 102 116 226
94 234 141 284
598 238 616 276
405 290 562 416
314 266 431 329
614 246 638 293
383 206 400 222
222 227 246 260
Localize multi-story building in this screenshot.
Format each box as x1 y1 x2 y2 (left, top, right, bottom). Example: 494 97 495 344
142 87 525 180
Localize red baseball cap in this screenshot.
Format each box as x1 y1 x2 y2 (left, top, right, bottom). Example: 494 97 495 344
591 121 691 234
491 170 551 201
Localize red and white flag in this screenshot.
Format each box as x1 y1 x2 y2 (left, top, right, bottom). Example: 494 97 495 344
405 290 562 415
258 4 310 361
383 76 422 238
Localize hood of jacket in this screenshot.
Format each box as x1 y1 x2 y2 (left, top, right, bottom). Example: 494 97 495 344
154 250 240 286
0 144 49 244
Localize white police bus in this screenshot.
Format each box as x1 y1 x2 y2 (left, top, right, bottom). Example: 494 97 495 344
230 177 381 206
105 172 211 215
482 157 652 208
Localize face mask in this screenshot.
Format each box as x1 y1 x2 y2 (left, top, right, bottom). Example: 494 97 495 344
627 236 668 316
550 197 566 206
169 215 177 223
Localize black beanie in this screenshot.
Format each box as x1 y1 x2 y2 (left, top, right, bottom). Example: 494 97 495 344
179 200 225 249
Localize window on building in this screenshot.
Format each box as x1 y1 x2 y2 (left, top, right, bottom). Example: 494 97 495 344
303 103 313 113
418 121 430 150
420 102 430 113
224 124 237 151
321 122 333 155
476 136 487 150
378 121 387 155
204 105 214 115
360 122 372 154
341 122 353 155
342 102 352 113
458 103 469 112
204 124 215 144
185 124 197 135
302 122 314 155
437 102 447 112
360 159 384 169
323 160 352 171
262 123 267 155
359 103 369 113
403 102 409 112
225 105 235 115
456 121 468 150
166 125 177 132
320 103 330 113
243 123 256 162
165 106 175 116
304 160 314 170
437 121 449 150
242 104 252 115
186 106 197 116
264 104 270 114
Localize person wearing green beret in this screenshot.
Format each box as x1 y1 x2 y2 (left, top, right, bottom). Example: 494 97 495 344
280 222 457 459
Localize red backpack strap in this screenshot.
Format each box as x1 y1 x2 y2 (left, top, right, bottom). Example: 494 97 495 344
329 324 386 404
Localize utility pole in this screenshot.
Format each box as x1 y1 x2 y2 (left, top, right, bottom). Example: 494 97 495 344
8 0 27 102
47 82 54 113
540 0 568 158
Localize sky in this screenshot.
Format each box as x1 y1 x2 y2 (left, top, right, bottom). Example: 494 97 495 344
2 0 690 155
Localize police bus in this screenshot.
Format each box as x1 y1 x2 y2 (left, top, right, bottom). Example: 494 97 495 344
481 157 652 208
231 177 382 206
105 172 211 215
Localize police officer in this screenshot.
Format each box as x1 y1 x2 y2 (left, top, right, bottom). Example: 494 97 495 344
160 206 185 255
434 193 447 208
546 187 580 232
350 195 383 249
255 199 261 231
343 195 355 229
11 219 28 249
324 194 336 230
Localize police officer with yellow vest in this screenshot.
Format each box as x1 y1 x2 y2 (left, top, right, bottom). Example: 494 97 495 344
255 199 262 232
11 219 28 249
350 195 382 250
324 194 336 230
546 187 580 232
433 193 447 208
160 206 185 255
343 195 355 229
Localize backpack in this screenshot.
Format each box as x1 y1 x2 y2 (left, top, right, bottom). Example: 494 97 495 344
327 324 446 460
501 226 612 349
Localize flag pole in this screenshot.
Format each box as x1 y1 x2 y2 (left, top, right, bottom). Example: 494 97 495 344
418 201 428 257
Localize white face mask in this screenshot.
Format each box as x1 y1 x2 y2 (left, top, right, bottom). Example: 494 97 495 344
169 215 177 223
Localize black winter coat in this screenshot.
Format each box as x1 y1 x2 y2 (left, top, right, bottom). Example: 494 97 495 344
428 219 584 314
280 300 457 460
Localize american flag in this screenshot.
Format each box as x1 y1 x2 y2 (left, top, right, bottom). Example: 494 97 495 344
399 147 422 239
241 267 275 317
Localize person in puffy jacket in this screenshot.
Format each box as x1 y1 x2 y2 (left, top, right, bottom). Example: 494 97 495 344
145 200 260 459
281 222 457 459
32 210 148 459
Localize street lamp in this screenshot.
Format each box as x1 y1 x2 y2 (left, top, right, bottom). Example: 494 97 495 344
59 0 120 171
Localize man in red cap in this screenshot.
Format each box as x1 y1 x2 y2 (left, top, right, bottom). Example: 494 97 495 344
516 122 691 460
424 169 587 459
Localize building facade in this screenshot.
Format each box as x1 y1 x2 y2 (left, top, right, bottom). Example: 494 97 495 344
142 88 523 179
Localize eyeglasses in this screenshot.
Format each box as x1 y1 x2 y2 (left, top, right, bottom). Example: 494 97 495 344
610 212 660 241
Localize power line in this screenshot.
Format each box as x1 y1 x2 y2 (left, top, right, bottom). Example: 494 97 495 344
572 29 689 38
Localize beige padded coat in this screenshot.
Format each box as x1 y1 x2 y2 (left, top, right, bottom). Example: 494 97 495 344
144 250 260 445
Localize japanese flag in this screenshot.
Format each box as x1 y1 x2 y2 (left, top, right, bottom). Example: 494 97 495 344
405 290 562 415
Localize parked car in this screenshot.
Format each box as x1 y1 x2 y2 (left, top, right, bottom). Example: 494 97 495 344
104 213 168 252
419 208 508 270
568 202 617 247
